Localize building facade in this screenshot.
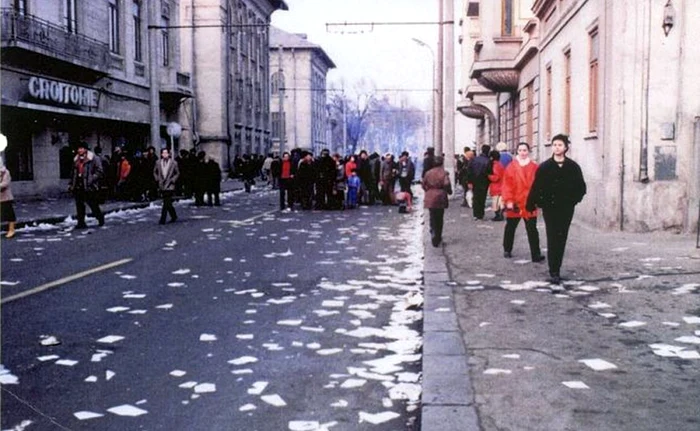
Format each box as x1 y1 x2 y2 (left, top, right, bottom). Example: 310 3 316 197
268 27 335 155
1 0 192 197
458 0 700 233
179 0 286 170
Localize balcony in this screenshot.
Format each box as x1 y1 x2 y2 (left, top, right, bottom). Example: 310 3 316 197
0 9 110 76
160 71 193 108
470 36 523 93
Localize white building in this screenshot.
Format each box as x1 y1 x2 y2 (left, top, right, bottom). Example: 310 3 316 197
269 26 335 155
458 0 700 232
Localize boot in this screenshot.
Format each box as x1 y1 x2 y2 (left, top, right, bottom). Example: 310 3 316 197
5 222 15 239
492 210 504 221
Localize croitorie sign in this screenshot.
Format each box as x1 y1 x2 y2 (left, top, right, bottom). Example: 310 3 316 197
28 76 99 108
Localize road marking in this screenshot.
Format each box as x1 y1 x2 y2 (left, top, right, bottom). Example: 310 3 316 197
224 210 278 227
1 258 133 304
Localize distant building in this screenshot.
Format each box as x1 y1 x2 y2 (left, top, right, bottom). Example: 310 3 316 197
179 0 287 168
458 0 700 233
1 0 192 197
268 27 335 155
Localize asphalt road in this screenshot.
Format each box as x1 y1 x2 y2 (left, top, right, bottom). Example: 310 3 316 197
1 189 424 431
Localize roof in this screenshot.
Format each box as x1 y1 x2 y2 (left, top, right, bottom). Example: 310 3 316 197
269 26 336 69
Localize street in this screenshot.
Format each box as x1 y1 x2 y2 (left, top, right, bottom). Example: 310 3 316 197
1 190 423 430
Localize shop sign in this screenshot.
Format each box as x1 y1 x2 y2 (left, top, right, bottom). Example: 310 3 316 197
27 76 99 108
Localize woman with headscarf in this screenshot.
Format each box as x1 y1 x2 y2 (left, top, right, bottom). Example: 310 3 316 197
0 134 16 238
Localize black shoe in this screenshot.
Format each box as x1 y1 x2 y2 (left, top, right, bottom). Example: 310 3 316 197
503 251 512 258
431 236 441 247
170 216 178 223
532 255 546 263
159 219 166 225
75 223 88 229
98 215 105 226
548 273 562 285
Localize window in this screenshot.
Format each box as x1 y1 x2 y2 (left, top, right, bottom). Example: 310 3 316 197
13 0 27 15
502 0 514 36
109 0 120 54
161 2 170 66
525 83 534 145
133 1 142 61
545 65 552 140
589 29 599 133
564 50 571 134
65 0 77 33
466 1 479 17
271 112 286 139
271 72 285 95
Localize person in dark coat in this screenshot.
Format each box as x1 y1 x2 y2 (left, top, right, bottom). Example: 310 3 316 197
315 149 336 210
69 142 105 228
422 146 436 178
270 154 281 190
193 151 208 205
526 134 587 285
143 146 158 201
206 157 222 206
296 151 315 210
467 144 491 220
422 156 452 247
398 151 416 198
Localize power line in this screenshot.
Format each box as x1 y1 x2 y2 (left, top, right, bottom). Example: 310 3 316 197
283 88 435 93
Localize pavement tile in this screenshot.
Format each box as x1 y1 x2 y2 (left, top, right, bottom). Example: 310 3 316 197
422 406 480 431
422 373 473 405
424 311 459 331
423 331 466 355
422 354 469 377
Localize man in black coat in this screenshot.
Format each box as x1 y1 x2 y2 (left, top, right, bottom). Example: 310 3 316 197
315 149 336 210
296 151 315 210
467 144 491 220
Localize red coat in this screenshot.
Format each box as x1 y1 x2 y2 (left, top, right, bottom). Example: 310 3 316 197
345 160 357 178
487 161 504 196
501 160 538 219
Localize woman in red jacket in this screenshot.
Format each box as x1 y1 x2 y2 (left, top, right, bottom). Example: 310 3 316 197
487 150 505 221
501 143 545 262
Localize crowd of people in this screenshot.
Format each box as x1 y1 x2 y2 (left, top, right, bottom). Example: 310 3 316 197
245 148 418 212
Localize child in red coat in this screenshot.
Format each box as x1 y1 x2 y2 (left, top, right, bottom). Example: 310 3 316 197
487 150 505 221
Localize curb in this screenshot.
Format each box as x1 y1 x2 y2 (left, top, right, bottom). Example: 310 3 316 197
421 210 481 431
13 186 244 230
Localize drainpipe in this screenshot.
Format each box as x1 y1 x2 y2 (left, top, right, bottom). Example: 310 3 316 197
149 0 161 148
639 0 651 183
190 0 198 150
225 3 233 170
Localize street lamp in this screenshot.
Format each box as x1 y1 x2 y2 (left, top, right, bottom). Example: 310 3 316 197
412 38 438 153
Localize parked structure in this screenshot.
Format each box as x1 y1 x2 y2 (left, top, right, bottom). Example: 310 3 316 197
0 0 192 197
458 0 700 232
180 0 287 171
268 26 335 155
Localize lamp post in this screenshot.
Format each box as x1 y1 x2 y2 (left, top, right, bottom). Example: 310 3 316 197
412 38 438 152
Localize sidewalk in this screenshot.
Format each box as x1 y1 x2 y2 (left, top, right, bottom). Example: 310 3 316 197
9 179 245 229
421 195 700 430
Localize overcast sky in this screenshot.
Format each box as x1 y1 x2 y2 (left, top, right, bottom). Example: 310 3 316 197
271 0 441 108
271 0 474 146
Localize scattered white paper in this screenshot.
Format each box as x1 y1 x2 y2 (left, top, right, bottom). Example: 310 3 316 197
483 368 512 375
170 370 187 377
358 411 400 424
97 335 125 344
578 358 618 371
74 411 104 420
239 404 257 412
55 359 79 366
247 381 269 395
683 316 700 324
228 356 258 365
199 334 217 342
40 336 60 346
260 394 287 407
172 268 191 275
619 321 647 328
106 306 130 313
562 381 590 389
675 336 700 345
37 355 60 362
340 378 367 388
107 404 148 417
194 383 216 393
105 370 116 381
84 375 98 383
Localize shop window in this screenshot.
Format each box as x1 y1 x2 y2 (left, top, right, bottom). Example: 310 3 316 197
4 128 33 181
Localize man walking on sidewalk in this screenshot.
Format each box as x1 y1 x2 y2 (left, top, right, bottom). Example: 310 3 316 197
467 144 491 220
154 148 180 224
69 142 105 229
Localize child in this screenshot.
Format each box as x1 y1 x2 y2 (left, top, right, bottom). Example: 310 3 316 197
346 169 361 209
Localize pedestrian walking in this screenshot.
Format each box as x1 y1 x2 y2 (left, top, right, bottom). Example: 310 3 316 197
206 157 222 206
502 143 545 262
278 152 296 211
487 150 505 221
467 144 491 220
0 136 17 239
154 148 180 224
526 134 587 285
422 156 452 247
69 142 105 229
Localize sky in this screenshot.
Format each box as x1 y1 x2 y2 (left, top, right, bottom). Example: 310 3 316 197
271 0 440 109
270 0 474 146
